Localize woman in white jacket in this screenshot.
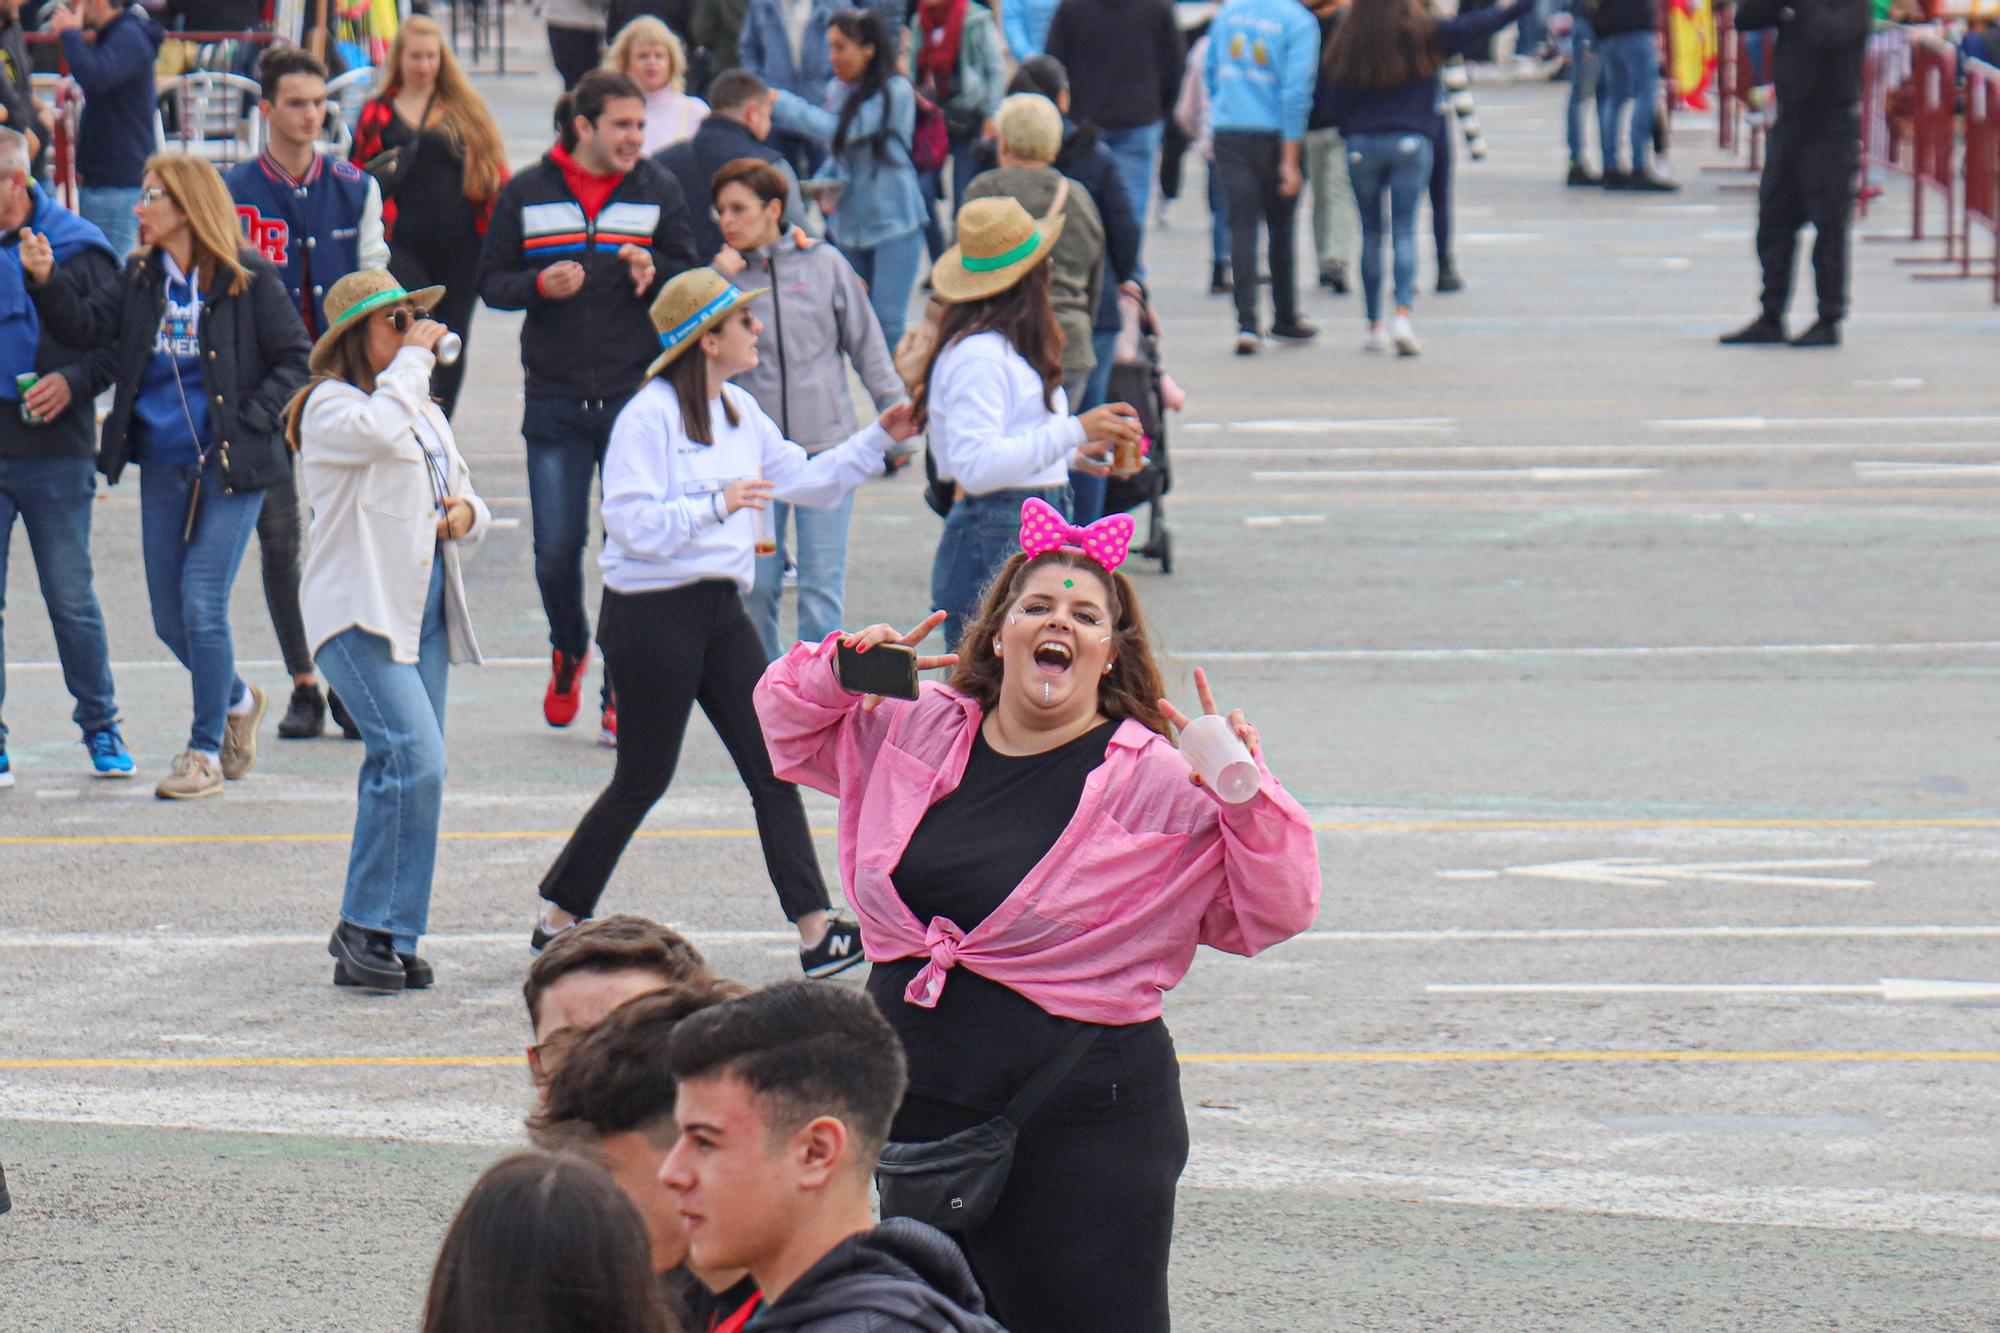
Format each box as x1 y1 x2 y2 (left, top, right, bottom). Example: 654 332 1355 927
533 266 918 977
287 271 491 994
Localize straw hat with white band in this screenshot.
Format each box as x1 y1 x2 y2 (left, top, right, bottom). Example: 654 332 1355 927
929 195 1066 306
310 269 445 373
644 266 770 382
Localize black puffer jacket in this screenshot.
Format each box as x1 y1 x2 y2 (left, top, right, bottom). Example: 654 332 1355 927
30 246 310 493
1735 0 1870 112
747 1219 1004 1332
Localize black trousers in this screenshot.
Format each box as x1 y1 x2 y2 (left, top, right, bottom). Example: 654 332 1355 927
1756 108 1859 323
390 235 482 418
547 24 602 89
1428 110 1454 261
255 463 313 678
539 580 831 923
893 1090 1190 1333
1214 129 1300 334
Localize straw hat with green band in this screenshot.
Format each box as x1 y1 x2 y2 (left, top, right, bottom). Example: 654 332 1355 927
644 266 770 382
310 269 445 373
929 196 1066 305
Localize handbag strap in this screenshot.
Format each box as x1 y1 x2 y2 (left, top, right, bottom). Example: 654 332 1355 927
1000 1024 1100 1129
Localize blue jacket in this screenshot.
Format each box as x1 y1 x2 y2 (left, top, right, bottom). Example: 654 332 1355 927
0 187 118 459
772 76 927 249
61 5 165 190
1317 0 1529 137
226 151 382 335
740 0 838 100
1206 0 1321 141
1002 0 1060 57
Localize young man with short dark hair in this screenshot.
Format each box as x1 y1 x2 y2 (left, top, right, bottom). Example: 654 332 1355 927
655 68 809 261
663 984 1001 1332
522 914 710 1090
529 981 762 1331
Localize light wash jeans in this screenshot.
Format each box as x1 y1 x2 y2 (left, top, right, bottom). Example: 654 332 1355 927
842 225 926 348
138 459 262 755
315 560 449 956
1596 29 1659 175
1101 122 1164 272
0 455 120 746
1567 15 1602 166
931 485 1069 651
78 186 140 257
748 491 855 661
1304 127 1359 275
1346 131 1435 322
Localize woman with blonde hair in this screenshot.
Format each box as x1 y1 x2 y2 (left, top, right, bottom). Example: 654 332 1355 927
22 154 309 800
350 14 510 416
607 16 709 153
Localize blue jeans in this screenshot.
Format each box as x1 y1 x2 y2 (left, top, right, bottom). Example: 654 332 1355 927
841 225 926 349
1567 17 1601 165
1346 131 1434 322
138 460 263 755
0 455 119 746
316 560 448 955
931 484 1069 651
1102 122 1164 272
1070 327 1120 524
522 393 624 667
1597 29 1659 175
78 186 140 256
747 491 855 660
1206 159 1230 265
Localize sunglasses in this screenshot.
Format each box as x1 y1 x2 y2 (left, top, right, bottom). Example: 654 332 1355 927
376 305 417 332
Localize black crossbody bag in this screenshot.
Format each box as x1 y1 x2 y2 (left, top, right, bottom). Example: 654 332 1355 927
363 90 438 200
874 1025 1098 1232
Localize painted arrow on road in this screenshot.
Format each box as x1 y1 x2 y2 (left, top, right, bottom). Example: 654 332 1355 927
1437 858 1874 888
1426 979 2000 1002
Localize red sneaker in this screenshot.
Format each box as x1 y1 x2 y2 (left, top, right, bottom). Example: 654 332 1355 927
597 698 618 748
543 648 589 728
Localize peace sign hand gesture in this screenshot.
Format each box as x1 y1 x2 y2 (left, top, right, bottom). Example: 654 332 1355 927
841 610 959 712
1158 667 1261 789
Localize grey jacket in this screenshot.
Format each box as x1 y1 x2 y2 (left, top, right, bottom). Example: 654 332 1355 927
729 233 905 450
964 165 1103 374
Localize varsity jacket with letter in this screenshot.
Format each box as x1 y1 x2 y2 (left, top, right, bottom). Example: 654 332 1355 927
226 149 388 334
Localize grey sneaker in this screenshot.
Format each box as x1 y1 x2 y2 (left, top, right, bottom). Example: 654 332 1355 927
155 749 223 800
220 682 267 781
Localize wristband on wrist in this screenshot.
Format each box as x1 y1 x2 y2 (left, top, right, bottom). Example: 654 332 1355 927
711 492 727 524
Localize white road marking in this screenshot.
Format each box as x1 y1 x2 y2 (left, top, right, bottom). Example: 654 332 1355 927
1465 857 1875 888
1182 417 1457 435
1855 377 1925 388
1617 256 1694 270
486 517 523 529
1251 467 1660 482
1456 232 1548 245
1174 438 2000 460
1242 514 1326 527
1854 461 2000 480
1426 979 2000 1001
1649 415 2000 431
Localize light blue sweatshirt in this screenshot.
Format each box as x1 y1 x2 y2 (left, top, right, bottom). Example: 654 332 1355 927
1002 0 1060 58
1204 0 1322 141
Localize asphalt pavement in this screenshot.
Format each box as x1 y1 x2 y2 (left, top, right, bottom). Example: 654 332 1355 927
4 52 2000 1333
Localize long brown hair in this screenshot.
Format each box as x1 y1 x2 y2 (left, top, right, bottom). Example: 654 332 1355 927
378 15 508 202
911 260 1064 431
142 155 251 294
282 320 379 451
949 550 1169 736
665 326 742 445
1323 0 1441 90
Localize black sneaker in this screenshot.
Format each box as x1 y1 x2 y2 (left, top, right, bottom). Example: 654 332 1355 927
1209 260 1232 294
1319 261 1350 294
1601 169 1632 189
327 689 362 740
530 911 591 956
1269 319 1319 343
800 918 866 978
277 683 326 739
1623 171 1680 193
1436 260 1464 294
328 922 405 991
1719 315 1788 345
1789 319 1840 347
1566 162 1601 187
335 951 434 989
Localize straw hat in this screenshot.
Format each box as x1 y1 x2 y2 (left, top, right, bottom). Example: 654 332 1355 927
930 196 1066 305
996 93 1062 165
310 269 444 373
644 266 769 381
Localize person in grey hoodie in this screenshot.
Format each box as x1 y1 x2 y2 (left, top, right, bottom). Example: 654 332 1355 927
709 157 905 661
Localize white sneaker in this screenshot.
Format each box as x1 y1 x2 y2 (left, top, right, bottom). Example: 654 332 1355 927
1363 326 1389 353
1390 313 1421 357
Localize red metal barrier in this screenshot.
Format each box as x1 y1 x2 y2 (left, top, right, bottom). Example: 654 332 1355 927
1904 33 1958 254
1959 59 2000 296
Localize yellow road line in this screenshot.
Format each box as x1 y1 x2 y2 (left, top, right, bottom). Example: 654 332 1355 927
6 1051 1999 1071
4 816 1999 848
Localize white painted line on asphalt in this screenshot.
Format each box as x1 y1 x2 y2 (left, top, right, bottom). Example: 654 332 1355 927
1427 979 2000 1001
1616 257 1693 270
1855 461 2000 480
1456 232 1549 244
1182 417 1457 434
1452 857 1876 888
1635 203 1722 214
1175 439 2000 460
1241 514 1326 527
1855 377 1925 388
1650 415 2000 431
1251 467 1660 482
487 517 523 529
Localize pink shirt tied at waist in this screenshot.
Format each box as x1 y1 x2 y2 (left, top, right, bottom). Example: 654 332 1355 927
754 635 1323 1025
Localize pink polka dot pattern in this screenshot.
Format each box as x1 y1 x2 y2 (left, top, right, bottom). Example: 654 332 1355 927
1017 498 1136 573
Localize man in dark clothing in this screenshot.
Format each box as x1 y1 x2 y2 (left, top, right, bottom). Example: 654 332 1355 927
662 984 1003 1333
1591 0 1676 189
480 70 699 737
1720 0 1870 347
656 68 807 262
0 0 51 179
48 0 164 253
1044 0 1184 265
0 127 133 786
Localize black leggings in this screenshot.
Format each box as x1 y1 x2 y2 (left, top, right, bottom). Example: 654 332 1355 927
892 1091 1190 1333
547 24 602 89
539 580 831 923
255 463 313 679
390 236 483 418
1428 111 1454 262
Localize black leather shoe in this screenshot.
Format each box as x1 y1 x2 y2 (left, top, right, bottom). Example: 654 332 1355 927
1719 316 1788 345
335 951 433 989
1208 260 1232 294
326 690 362 740
328 923 405 990
276 683 326 739
1436 260 1465 293
1789 319 1841 347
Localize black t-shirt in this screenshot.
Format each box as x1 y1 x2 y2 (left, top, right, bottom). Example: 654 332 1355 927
869 719 1179 1126
663 1268 760 1332
376 109 479 243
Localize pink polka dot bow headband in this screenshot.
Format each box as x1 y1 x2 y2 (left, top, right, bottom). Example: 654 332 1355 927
1018 498 1135 573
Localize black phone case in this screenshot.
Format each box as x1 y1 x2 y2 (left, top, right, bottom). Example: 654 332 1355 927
837 642 920 700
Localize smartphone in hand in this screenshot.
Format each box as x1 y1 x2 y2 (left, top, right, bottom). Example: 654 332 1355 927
837 640 920 701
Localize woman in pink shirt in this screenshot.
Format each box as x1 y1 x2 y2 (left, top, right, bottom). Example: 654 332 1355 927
754 503 1320 1333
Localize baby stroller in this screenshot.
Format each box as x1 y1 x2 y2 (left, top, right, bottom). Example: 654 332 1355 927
1102 286 1175 574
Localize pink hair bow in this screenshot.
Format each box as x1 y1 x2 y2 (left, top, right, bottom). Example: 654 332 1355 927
1018 497 1135 572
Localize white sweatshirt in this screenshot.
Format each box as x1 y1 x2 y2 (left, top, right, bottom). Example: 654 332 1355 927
926 331 1085 496
600 378 893 595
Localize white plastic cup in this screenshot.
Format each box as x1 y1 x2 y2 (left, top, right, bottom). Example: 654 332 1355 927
434 332 464 366
1177 714 1260 804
